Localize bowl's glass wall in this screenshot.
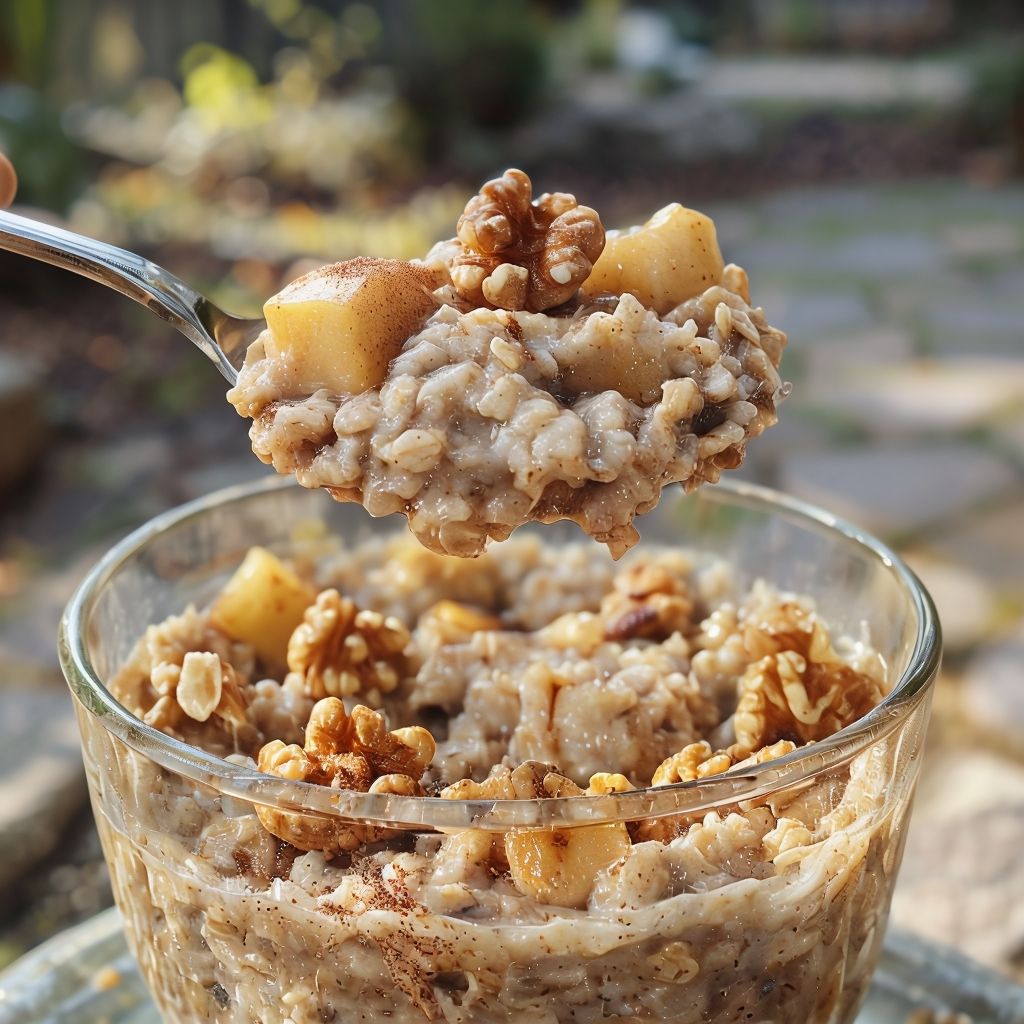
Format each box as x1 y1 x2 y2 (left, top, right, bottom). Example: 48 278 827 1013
62 480 938 1024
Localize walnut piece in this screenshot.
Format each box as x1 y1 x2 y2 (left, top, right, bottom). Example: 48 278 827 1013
734 649 883 751
176 651 248 725
652 738 797 787
638 739 797 844
416 600 504 648
762 816 814 864
601 560 695 641
447 168 605 313
254 697 435 854
286 589 411 703
538 611 605 653
439 760 571 801
144 650 249 732
734 606 886 750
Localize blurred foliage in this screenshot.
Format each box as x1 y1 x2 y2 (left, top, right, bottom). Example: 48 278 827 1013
382 0 551 164
966 36 1024 165
0 85 85 209
0 0 1022 276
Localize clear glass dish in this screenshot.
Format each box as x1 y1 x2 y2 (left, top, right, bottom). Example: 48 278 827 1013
59 476 941 1024
9 910 1024 1024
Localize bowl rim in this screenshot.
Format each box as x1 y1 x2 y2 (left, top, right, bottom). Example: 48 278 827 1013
60 475 941 831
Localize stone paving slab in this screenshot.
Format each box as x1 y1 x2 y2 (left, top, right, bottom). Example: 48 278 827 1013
0 690 87 905
993 410 1024 457
759 289 876 341
941 221 1023 263
920 295 1024 358
0 548 109 687
961 619 1024 753
699 57 970 107
902 551 999 654
808 357 1024 435
925 498 1024 591
796 326 915 392
827 232 948 278
779 443 1020 538
892 746 1024 977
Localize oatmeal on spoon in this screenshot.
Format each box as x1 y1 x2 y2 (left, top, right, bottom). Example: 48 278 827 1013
228 168 788 557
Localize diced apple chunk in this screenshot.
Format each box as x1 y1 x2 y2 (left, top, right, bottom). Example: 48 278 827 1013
505 822 632 909
209 547 315 666
581 203 724 314
263 258 440 394
558 314 666 404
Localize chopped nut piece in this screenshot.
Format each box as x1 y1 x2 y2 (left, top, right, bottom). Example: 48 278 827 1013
652 741 733 786
254 698 435 853
143 693 184 731
287 589 411 703
538 610 605 653
652 738 797 787
303 699 435 779
447 168 605 313
601 560 695 641
638 739 797 843
439 769 516 802
147 651 250 732
369 774 426 797
762 816 814 864
587 772 634 795
417 600 504 647
176 652 223 722
481 262 528 310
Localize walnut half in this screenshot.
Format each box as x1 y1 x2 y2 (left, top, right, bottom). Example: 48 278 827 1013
254 697 435 854
734 609 886 750
446 168 605 313
286 589 411 704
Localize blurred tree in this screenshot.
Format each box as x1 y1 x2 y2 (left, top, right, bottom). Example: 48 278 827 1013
0 85 85 210
0 0 57 88
968 36 1024 170
378 0 552 168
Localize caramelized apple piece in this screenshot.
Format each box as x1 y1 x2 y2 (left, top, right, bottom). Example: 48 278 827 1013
263 258 440 394
505 822 632 909
582 203 724 314
558 315 667 403
210 547 315 666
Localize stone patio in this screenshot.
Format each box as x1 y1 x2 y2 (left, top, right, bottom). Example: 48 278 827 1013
0 175 1022 977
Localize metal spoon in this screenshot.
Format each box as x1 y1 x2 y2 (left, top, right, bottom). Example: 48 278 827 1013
0 208 263 384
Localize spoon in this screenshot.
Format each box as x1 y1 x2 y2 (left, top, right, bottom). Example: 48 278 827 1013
0 205 263 384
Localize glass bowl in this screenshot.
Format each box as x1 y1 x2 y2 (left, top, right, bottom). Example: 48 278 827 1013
60 476 940 1024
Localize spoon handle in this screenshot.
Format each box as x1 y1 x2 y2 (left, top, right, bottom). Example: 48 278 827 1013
0 209 254 383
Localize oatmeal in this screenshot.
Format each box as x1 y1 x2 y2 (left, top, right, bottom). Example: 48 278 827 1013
228 170 787 557
81 530 911 1024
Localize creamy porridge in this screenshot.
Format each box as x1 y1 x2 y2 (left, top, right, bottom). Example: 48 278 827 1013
227 170 787 557
83 530 908 1024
